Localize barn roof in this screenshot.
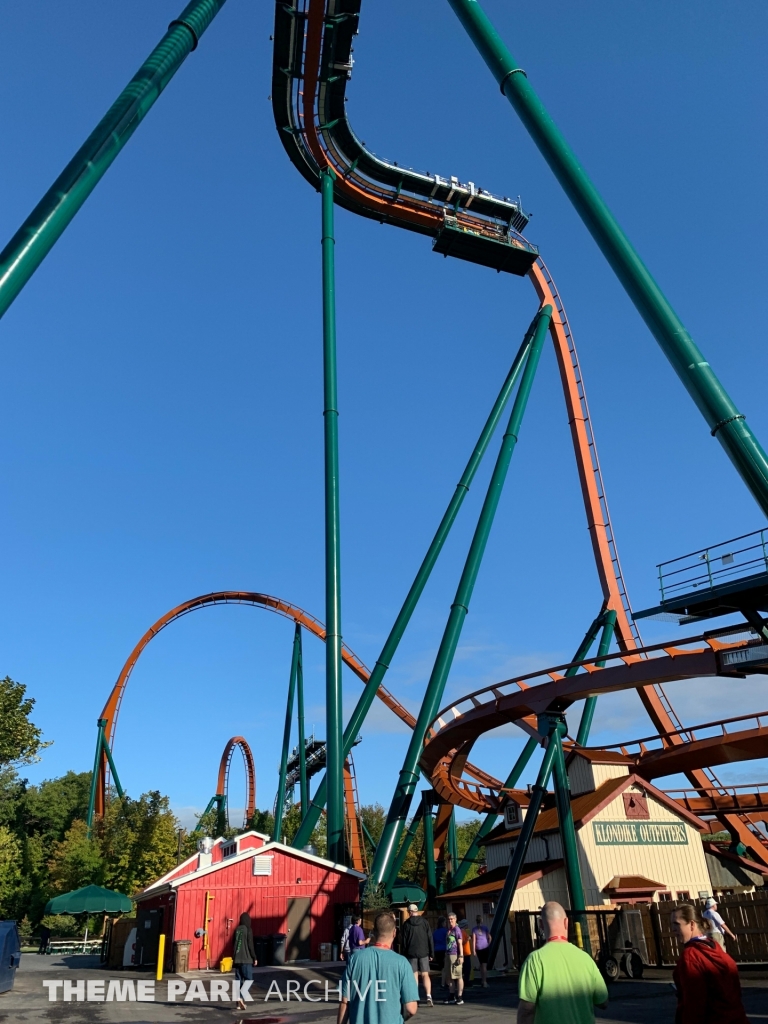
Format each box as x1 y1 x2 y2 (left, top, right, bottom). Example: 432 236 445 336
137 839 365 900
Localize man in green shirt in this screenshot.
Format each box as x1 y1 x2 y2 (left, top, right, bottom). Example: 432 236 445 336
517 902 608 1024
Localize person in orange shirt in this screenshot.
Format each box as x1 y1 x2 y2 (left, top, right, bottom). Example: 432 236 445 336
459 919 473 990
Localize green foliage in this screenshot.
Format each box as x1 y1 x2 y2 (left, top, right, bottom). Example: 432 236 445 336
97 791 179 895
362 881 391 912
22 772 91 846
39 914 80 937
455 818 483 883
0 676 50 769
0 825 23 918
359 803 386 849
278 803 326 858
249 808 275 837
47 819 104 894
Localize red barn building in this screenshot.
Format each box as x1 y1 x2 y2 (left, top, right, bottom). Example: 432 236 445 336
135 831 363 969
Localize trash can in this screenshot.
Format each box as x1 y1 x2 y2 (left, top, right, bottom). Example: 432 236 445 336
173 939 192 974
254 935 270 967
0 922 21 994
271 934 286 966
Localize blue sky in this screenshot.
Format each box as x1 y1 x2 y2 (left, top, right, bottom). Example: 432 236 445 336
1 1 767 827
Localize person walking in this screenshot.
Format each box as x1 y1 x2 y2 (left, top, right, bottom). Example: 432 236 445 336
517 902 608 1024
442 913 465 1005
348 916 369 955
432 917 447 974
232 912 258 1011
471 915 491 988
339 911 418 1024
459 920 473 989
702 897 737 950
400 904 434 1006
671 904 748 1024
37 924 51 955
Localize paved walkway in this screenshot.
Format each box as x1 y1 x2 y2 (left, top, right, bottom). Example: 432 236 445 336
3 954 768 1023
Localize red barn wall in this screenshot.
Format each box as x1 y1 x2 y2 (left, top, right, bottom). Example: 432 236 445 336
167 848 360 968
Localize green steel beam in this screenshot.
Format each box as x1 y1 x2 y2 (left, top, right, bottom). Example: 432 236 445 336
451 607 610 886
576 610 617 746
86 718 124 833
549 714 590 952
422 794 438 909
273 624 301 843
369 305 553 886
320 168 345 865
296 627 308 817
486 715 560 967
451 734 538 889
388 803 424 886
193 795 218 833
564 609 608 678
292 319 536 850
216 794 226 838
100 730 124 802
446 0 768 517
445 808 459 893
86 720 106 831
0 0 227 322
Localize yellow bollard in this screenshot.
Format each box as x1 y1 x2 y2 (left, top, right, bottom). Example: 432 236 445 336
156 933 166 982
573 922 584 949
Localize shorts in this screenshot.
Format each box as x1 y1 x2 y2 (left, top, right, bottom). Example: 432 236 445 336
476 947 489 964
711 931 725 948
235 963 253 982
433 951 445 971
443 954 462 983
409 956 430 974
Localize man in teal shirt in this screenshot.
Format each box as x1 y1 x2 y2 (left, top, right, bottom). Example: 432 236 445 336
518 902 608 1024
339 912 418 1024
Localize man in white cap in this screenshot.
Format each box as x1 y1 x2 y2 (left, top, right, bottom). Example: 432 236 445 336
703 897 737 948
400 903 434 1006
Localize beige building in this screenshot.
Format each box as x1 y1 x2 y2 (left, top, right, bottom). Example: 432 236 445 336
442 748 749 930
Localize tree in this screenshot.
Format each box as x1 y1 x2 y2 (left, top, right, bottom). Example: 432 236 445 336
0 825 23 918
455 817 483 883
0 676 50 769
47 819 104 894
98 791 179 895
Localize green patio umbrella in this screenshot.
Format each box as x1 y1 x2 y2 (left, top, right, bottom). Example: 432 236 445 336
44 884 132 915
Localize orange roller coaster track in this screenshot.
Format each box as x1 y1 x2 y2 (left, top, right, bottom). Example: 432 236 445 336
216 736 256 830
93 590 504 818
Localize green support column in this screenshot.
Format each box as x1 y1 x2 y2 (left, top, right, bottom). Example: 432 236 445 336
388 803 424 888
369 305 552 887
446 0 768 517
320 168 345 865
292 319 536 850
296 627 309 817
548 714 590 952
451 734 538 888
486 716 561 968
193 795 218 833
273 625 301 843
576 610 617 746
86 718 124 832
216 794 226 838
0 0 227 322
422 794 438 909
86 720 106 830
445 808 459 892
453 608 610 885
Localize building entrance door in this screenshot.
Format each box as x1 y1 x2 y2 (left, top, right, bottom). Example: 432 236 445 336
286 897 311 961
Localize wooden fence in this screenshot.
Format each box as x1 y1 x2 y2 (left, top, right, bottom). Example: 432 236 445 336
510 891 768 967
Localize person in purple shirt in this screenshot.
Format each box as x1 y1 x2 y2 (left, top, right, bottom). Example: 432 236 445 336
348 916 369 954
471 915 491 988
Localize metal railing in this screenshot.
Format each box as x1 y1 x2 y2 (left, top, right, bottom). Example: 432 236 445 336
657 528 768 603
